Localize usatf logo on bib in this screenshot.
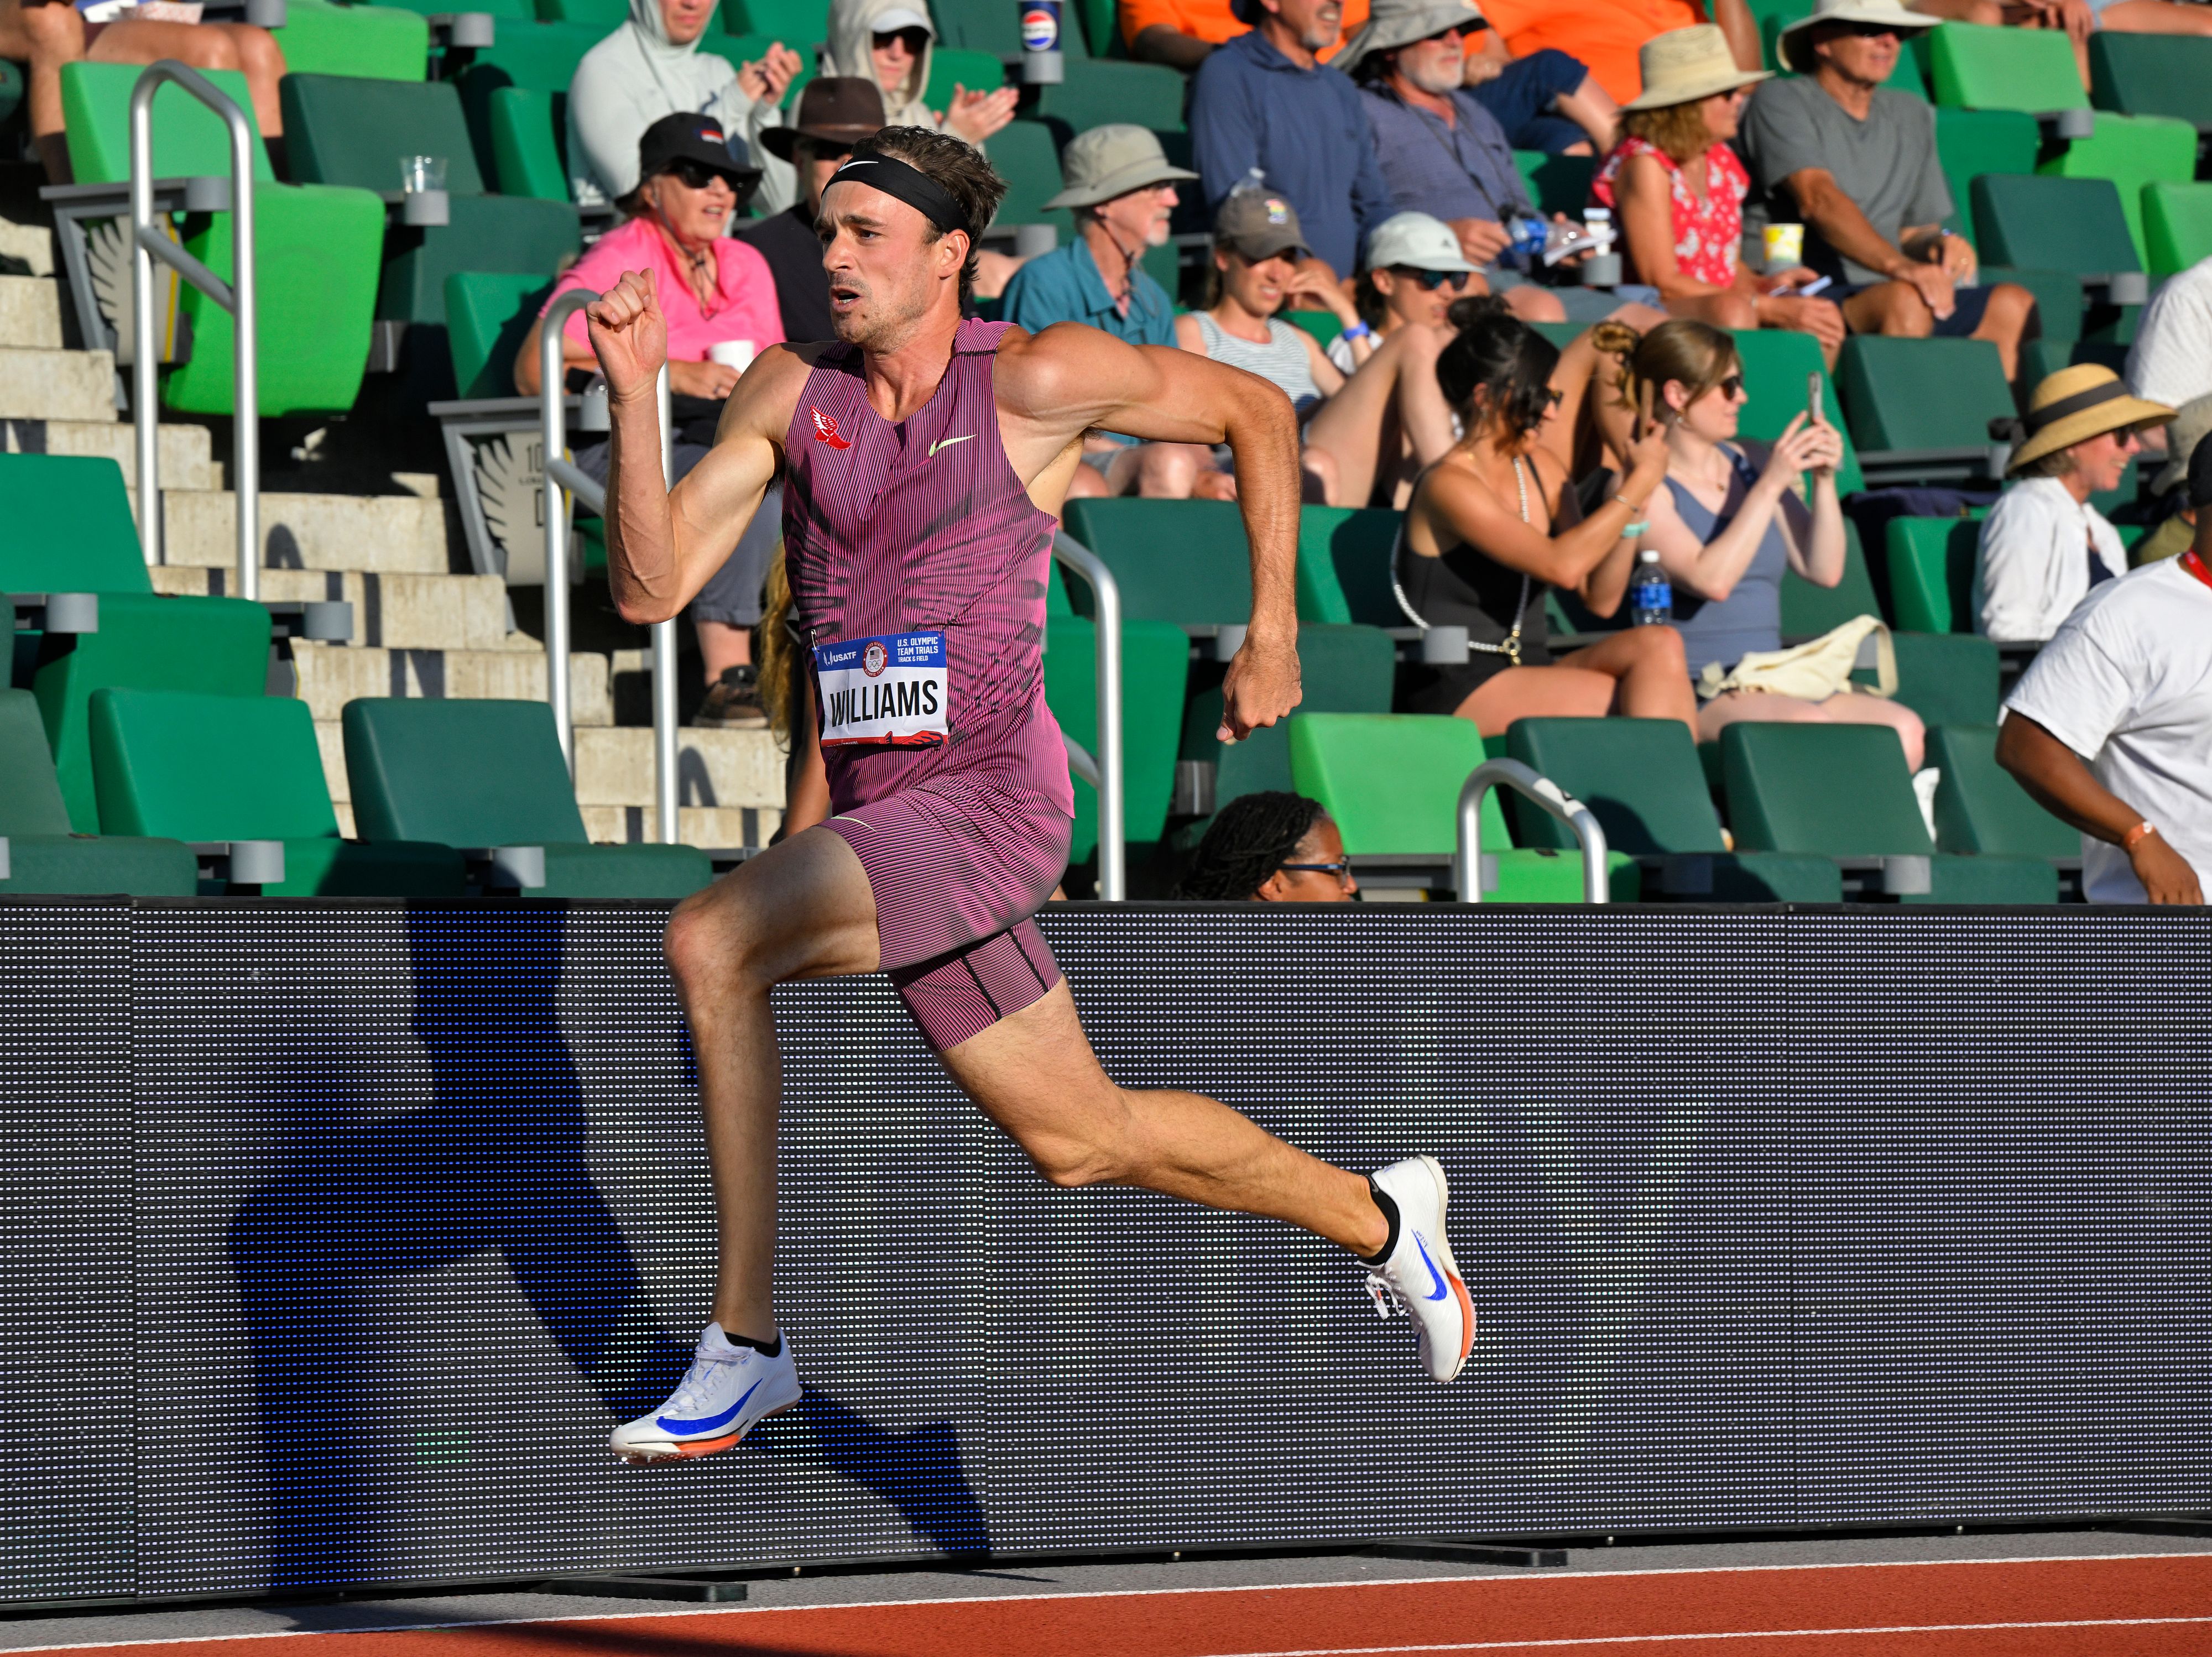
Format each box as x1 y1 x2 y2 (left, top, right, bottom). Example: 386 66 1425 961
814 630 948 747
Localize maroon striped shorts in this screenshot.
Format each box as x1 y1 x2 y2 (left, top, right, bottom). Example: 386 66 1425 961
818 774 1072 1050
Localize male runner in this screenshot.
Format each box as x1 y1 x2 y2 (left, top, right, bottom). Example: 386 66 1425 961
585 125 1472 1463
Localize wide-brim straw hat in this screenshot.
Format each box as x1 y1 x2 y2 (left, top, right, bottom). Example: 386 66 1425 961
1043 123 1198 210
1334 0 1485 81
2005 363 2174 477
1622 24 1771 112
1777 0 1934 74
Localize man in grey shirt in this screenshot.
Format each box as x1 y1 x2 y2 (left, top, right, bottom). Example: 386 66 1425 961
1740 0 2034 377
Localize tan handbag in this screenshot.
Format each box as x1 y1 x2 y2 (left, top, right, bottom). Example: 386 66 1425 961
1694 614 1896 703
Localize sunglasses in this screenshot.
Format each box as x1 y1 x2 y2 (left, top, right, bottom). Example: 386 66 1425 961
1838 20 1900 35
1704 373 1744 400
1391 264 1473 291
1416 21 1466 42
665 158 743 191
873 25 929 51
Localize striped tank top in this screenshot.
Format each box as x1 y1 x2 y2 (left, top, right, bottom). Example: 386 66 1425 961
781 317 1074 819
1194 312 1322 415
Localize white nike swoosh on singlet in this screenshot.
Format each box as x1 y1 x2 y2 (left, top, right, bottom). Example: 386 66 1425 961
928 434 976 457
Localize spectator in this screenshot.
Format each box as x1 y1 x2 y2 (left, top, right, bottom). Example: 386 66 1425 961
1742 0 2037 377
1593 27 1845 363
998 126 1230 502
1343 0 1626 323
2130 393 2212 567
1395 304 1699 732
1625 318 1927 765
820 0 1018 146
568 0 800 211
1475 0 1761 106
1189 0 1395 279
518 114 787 728
1995 434 2212 905
1 0 287 182
1976 364 2172 644
2126 252 2212 415
1177 194 1460 506
1174 793 1359 900
746 77 887 344
1330 210 1482 374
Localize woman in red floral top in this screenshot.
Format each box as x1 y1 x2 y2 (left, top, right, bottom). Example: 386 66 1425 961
1593 26 1843 365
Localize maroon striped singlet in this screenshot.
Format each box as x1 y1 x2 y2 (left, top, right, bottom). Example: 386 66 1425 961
784 318 1076 1050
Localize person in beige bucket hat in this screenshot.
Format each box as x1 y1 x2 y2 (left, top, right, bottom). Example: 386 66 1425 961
1593 27 1845 359
1335 0 1619 155
1976 364 2175 642
1740 0 2038 377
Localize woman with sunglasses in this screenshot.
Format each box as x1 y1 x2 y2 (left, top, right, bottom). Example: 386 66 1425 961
1626 318 1926 764
1396 301 1700 735
820 0 1017 147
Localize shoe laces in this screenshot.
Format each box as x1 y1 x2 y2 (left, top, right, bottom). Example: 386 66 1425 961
663 1341 747 1415
1365 1272 1406 1320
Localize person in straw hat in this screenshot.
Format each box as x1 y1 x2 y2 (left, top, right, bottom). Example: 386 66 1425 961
1001 126 1230 503
1976 364 2174 643
1739 0 2037 377
1591 26 1846 363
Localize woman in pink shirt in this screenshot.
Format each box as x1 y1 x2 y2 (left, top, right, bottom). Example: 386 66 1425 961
517 111 786 727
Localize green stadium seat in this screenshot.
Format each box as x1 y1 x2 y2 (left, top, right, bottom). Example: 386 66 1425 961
1032 59 1186 140
273 0 432 79
1978 264 2081 344
1513 149 1593 217
1185 623 1395 820
281 75 582 327
2035 112 2195 265
1281 309 1343 347
485 85 570 201
342 698 713 896
461 18 605 88
987 118 1072 238
1288 712 1640 901
1888 630 2000 727
383 0 536 18
1972 172 2142 297
0 688 197 897
2142 181 2212 279
1926 21 2085 113
445 271 552 398
1883 513 1984 632
1927 722 2077 856
1505 716 1843 900
1062 498 1255 622
1837 334 2012 467
717 0 831 49
1730 328 1866 495
1720 720 2056 898
1043 610 1190 866
933 0 1088 58
0 454 275 832
1781 519 1885 637
1933 107 2037 254
59 63 382 417
1295 505 1404 626
534 0 625 23
90 689 465 895
453 23 606 194
2089 30 2212 130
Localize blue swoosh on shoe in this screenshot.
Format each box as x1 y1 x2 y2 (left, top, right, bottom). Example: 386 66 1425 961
1413 1235 1449 1301
658 1377 763 1435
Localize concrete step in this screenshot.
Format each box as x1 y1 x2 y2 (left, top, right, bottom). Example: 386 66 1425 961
293 642 612 728
0 219 55 278
151 567 512 651
148 489 455 573
0 278 62 350
0 347 116 421
5 417 220 490
574 726 784 812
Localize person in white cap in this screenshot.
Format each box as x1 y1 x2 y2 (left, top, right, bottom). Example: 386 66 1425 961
1741 0 2036 376
1328 211 1482 375
821 0 1018 145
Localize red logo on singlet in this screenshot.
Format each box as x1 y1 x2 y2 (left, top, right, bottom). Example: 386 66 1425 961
810 407 851 449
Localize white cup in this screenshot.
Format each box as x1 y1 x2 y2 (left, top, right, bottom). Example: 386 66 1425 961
708 339 755 373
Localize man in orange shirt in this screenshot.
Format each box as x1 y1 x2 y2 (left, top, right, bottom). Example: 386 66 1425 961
1473 0 1759 104
1123 0 1368 66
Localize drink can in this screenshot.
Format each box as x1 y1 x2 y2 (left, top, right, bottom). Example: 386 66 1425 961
1763 222 1804 270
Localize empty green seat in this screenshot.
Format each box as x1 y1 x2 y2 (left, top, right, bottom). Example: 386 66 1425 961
283 75 582 328
1288 712 1640 901
342 698 713 896
454 23 603 191
1838 334 2013 456
486 85 570 200
1933 107 2037 254
1928 723 2077 856
445 271 552 398
1060 496 1252 624
1042 610 1190 867
1884 513 1984 632
1781 520 1885 637
272 0 432 80
1927 20 2084 113
1971 172 2140 278
1721 721 2056 899
534 0 625 22
1506 717 1841 900
1296 505 1404 626
90 689 463 895
0 689 196 896
60 62 382 416
1513 149 1593 217
716 0 830 46
2142 181 2212 279
2089 30 2212 130
2036 113 2195 265
1888 631 1999 726
1032 60 1186 140
990 119 1074 238
1731 328 1866 494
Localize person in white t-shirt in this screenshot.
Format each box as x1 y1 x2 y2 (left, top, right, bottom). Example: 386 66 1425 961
2126 254 2212 415
1975 364 2173 645
1997 434 2212 906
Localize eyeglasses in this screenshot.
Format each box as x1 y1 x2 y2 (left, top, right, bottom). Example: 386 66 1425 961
873 25 930 51
1712 373 1744 400
1542 386 1565 408
1279 860 1354 882
665 158 742 191
1390 264 1473 291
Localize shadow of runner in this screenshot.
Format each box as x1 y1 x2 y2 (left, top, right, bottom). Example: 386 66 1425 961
752 1391 990 1557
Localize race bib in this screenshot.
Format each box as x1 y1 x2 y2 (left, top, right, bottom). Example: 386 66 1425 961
813 631 949 748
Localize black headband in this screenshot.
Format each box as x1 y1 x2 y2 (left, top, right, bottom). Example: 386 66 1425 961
826 148 969 239
2025 377 2131 435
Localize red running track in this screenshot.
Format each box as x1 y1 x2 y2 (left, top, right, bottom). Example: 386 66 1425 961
30 1554 2212 1657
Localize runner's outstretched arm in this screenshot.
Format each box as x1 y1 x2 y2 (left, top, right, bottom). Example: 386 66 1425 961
999 324 1303 740
587 268 797 625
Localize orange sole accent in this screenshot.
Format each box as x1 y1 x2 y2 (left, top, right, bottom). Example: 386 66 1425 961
1448 1272 1475 1365
621 1400 800 1465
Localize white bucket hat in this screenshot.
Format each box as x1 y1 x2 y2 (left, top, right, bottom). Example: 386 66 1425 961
1334 0 1486 81
1622 24 1771 112
1365 211 1478 275
1777 0 1934 72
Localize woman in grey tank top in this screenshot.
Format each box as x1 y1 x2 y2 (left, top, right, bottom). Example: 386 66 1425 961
1627 319 1926 768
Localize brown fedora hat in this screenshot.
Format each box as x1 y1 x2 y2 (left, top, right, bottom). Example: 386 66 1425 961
760 77 887 163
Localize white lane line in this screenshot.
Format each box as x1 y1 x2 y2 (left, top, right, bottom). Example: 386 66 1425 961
1188 1613 2212 1654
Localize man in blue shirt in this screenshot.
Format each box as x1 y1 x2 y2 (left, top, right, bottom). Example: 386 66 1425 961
1003 125 1236 499
1189 0 1396 280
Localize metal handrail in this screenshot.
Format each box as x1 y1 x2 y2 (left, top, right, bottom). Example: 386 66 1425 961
1051 532 1124 901
131 62 256 594
1455 759 1610 905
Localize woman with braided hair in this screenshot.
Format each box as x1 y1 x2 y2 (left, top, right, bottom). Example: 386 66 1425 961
1176 793 1359 902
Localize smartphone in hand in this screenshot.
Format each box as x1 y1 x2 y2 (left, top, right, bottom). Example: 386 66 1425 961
1807 370 1824 426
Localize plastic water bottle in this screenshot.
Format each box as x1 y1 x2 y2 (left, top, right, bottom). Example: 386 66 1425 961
1507 215 1548 265
1630 548 1673 626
